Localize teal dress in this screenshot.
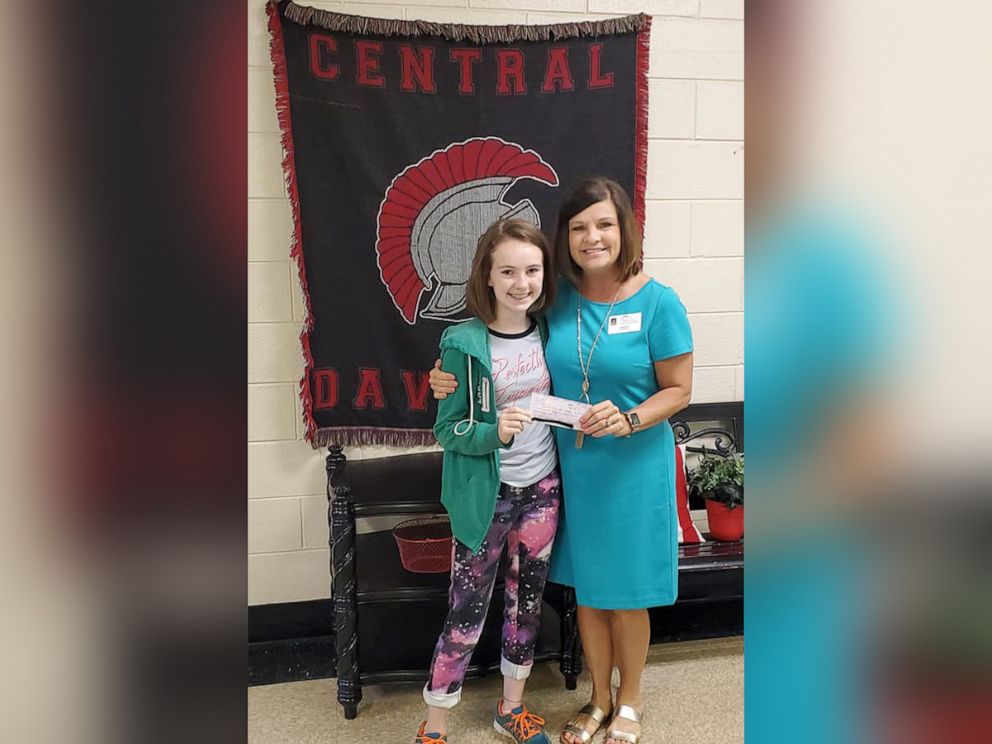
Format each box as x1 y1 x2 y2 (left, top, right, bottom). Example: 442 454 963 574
545 279 693 609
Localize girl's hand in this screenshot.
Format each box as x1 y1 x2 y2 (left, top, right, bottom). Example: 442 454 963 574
497 406 532 444
429 359 458 400
580 400 628 438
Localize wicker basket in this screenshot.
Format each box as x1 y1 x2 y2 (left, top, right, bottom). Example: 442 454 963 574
391 515 453 574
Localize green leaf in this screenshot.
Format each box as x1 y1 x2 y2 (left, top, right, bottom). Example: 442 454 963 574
687 450 744 505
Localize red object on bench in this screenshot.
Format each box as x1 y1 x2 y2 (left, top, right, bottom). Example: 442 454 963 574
392 516 453 574
675 444 704 544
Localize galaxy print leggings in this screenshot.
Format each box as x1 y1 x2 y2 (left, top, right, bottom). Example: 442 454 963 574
424 469 561 708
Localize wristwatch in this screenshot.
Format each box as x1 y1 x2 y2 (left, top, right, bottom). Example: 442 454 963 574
621 410 641 436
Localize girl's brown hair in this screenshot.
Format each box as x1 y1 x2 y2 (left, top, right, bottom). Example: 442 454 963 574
464 219 557 324
552 177 643 285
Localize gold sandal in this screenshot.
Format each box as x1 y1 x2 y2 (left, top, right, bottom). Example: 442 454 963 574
604 704 643 744
560 703 611 744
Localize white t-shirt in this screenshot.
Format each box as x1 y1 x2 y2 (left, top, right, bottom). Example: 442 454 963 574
488 322 557 487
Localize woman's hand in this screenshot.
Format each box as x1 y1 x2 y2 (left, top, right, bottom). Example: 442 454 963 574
497 406 532 444
429 359 458 400
579 400 630 438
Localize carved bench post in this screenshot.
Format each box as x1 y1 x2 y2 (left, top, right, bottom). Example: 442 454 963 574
327 445 361 719
326 443 346 612
326 445 347 608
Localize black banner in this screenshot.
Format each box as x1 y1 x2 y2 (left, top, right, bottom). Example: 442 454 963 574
267 1 650 446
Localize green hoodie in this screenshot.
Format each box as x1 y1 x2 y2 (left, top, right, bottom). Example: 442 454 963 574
433 317 549 553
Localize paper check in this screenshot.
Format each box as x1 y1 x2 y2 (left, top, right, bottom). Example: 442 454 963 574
528 392 591 430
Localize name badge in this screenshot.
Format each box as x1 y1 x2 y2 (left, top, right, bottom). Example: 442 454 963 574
607 312 642 334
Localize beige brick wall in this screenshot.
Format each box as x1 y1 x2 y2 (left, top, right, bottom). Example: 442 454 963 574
247 0 743 605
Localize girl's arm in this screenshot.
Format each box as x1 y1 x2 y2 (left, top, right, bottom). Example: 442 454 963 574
433 348 508 455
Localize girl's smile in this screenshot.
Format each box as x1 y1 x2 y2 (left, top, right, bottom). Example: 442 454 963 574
487 239 545 328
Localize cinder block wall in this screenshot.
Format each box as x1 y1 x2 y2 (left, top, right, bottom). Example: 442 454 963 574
248 0 743 605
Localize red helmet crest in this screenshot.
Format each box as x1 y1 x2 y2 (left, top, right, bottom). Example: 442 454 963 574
376 137 558 324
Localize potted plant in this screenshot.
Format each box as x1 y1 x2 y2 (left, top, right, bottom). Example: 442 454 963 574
687 450 744 541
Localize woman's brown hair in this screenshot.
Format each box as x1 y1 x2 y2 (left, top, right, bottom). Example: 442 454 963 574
552 177 643 285
464 218 557 324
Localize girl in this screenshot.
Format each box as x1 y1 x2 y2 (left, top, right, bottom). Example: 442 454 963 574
415 219 561 744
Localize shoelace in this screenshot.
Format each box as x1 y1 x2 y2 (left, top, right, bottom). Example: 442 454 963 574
506 706 546 740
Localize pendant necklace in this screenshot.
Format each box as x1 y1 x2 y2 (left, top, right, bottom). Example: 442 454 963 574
575 282 622 449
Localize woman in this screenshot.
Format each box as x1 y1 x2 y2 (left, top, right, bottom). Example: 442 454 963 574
431 177 694 744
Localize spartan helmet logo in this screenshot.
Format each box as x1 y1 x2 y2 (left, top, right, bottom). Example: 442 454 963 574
376 137 559 324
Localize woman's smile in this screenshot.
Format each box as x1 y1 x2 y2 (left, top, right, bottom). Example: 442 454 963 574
568 199 622 274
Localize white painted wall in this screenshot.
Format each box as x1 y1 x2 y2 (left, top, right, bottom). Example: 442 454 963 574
248 0 743 605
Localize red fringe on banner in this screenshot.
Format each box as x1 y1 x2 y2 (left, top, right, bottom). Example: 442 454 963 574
283 1 649 42
634 16 652 231
266 1 319 444
313 427 439 449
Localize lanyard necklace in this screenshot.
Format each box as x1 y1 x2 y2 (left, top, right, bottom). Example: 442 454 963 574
575 282 622 448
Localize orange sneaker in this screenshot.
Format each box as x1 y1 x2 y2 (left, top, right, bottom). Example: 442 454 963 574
493 701 550 743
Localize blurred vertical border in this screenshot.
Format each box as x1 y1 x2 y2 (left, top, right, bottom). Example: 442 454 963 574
746 1 992 742
0 1 247 742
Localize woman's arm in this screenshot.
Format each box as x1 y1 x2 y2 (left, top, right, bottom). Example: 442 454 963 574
580 352 693 437
429 359 458 399
629 351 694 431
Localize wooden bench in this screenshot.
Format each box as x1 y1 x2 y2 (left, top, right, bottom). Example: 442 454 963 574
323 401 742 718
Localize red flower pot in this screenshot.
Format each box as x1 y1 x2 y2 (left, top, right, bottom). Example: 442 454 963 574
705 499 744 541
